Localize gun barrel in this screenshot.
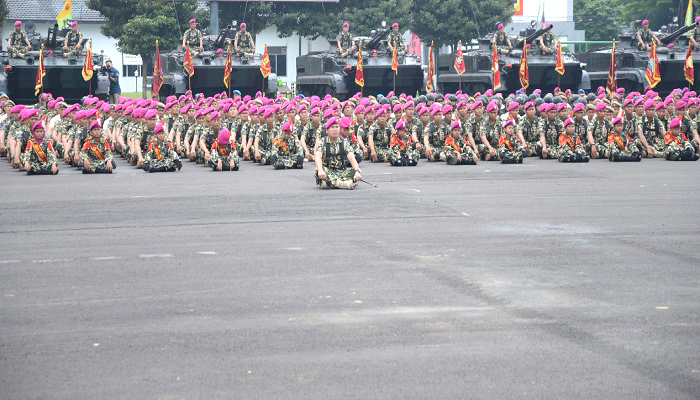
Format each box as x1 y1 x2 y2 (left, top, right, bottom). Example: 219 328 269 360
660 22 699 45
516 24 553 48
49 23 58 48
365 28 391 51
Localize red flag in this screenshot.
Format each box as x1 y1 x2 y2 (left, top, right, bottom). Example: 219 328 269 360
391 44 398 75
519 44 529 89
492 45 501 90
81 39 93 81
152 40 163 98
454 40 465 75
224 40 233 88
35 43 46 96
355 41 364 87
183 45 194 77
555 42 565 75
426 41 434 93
260 44 271 78
645 41 661 88
606 40 617 96
685 42 694 86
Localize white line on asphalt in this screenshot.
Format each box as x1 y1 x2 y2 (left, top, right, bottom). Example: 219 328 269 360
286 247 303 251
131 196 156 198
0 260 19 264
197 251 217 255
31 259 73 263
139 254 173 258
92 256 121 261
462 213 470 216
411 189 421 193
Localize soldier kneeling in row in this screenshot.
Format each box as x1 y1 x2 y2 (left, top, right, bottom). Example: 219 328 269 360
315 117 362 190
23 122 58 175
209 128 240 171
558 118 590 163
608 117 642 162
445 120 478 165
389 120 419 166
339 117 363 166
498 120 524 164
664 118 699 161
80 120 116 173
143 123 182 172
270 122 303 169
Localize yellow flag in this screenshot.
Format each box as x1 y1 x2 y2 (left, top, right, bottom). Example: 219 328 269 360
56 0 72 28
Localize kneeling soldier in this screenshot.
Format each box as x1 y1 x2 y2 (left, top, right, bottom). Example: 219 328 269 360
23 121 58 175
80 120 116 173
664 118 699 161
314 117 362 189
270 121 304 169
143 123 182 172
209 128 240 171
445 120 478 165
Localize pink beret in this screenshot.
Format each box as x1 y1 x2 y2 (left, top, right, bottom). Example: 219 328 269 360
404 100 415 109
181 104 193 114
573 103 585 113
595 102 607 112
194 109 204 119
442 105 453 114
190 18 196 24
279 121 293 132
85 108 98 119
654 102 665 111
21 109 38 120
376 108 386 117
340 117 352 129
393 104 403 114
14 21 21 27
643 99 655 111
471 100 484 110
450 120 461 131
612 117 623 125
430 106 442 116
418 107 430 116
622 99 633 107
502 119 515 129
89 120 101 131
263 108 274 119
539 104 548 113
323 108 334 119
642 19 649 25
696 17 700 23
32 121 44 132
61 107 73 118
395 120 406 131
124 106 134 115
533 89 542 95
47 100 57 109
456 100 468 109
546 103 557 112
144 109 158 120
309 107 320 115
634 98 645 107
359 98 370 106
669 118 681 129
240 22 246 29
563 118 574 128
325 116 339 130
154 123 166 135
498 24 504 30
354 105 365 114
676 100 687 110
616 88 625 94
101 104 111 113
507 102 519 111
342 22 349 28
392 23 398 29
217 129 230 144
486 101 498 112
209 111 221 121
524 101 534 110
557 103 567 112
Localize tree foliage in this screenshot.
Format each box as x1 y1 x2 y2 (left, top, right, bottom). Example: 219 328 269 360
574 0 623 41
218 1 274 37
0 0 8 28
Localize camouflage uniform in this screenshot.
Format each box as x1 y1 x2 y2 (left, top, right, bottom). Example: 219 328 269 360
315 137 356 189
183 28 203 57
411 120 428 158
663 132 698 161
678 116 700 153
479 118 503 160
208 139 240 171
425 120 448 161
368 122 394 162
144 139 180 172
340 131 363 164
271 135 304 169
235 31 254 56
302 122 323 156
183 122 199 160
517 116 540 156
16 124 33 165
537 117 564 158
590 117 612 158
64 31 83 57
9 30 29 58
197 126 217 164
445 134 477 165
637 29 654 51
557 132 588 162
173 118 191 156
356 121 372 159
255 124 276 165
573 119 591 154
639 114 666 156
336 32 355 56
494 31 510 54
388 133 419 166
540 31 556 55
498 131 524 163
388 32 405 53
608 133 641 162
24 139 57 174
80 136 115 172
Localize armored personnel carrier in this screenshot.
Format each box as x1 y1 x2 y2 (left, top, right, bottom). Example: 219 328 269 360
578 20 700 95
158 24 278 100
0 22 107 103
295 25 424 99
437 23 588 94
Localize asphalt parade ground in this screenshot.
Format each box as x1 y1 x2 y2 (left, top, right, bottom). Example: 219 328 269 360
1 157 699 399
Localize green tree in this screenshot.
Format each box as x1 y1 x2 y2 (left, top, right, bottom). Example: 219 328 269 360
218 1 274 37
0 0 8 26
611 0 690 30
85 0 204 96
574 0 623 41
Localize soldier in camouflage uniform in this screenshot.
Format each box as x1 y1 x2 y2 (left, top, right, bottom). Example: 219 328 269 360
479 101 503 161
636 19 660 51
143 123 182 172
367 108 394 162
339 116 363 165
388 120 419 166
17 109 41 170
445 120 478 165
571 103 595 155
664 118 700 161
423 106 448 161
537 103 565 159
492 23 512 54
336 22 356 57
608 117 641 162
498 120 524 164
270 121 303 169
557 118 590 163
234 23 255 57
63 22 83 57
23 122 58 175
8 21 32 59
174 104 194 156
314 117 362 190
185 108 205 162
387 23 406 55
675 100 700 153
639 100 665 157
590 102 613 158
254 108 276 165
539 27 557 55
517 101 540 156
80 120 116 173
301 107 323 161
198 111 221 165
691 16 700 50
209 128 240 171
182 19 203 57
134 109 159 167
412 106 430 158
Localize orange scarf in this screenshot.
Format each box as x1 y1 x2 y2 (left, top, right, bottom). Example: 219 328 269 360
498 135 514 151
82 138 106 160
608 133 626 150
390 133 411 151
273 137 287 152
26 139 48 162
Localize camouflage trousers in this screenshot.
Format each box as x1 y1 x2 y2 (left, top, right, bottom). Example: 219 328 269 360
258 148 272 165
209 152 240 170
446 148 478 165
26 160 56 175
592 143 611 159
640 139 665 158
427 145 447 162
146 158 178 169
371 145 391 162
609 142 641 162
499 144 524 164
557 148 589 163
271 154 303 169
664 141 699 161
523 142 539 157
237 46 254 56
81 158 116 172
389 147 420 166
540 43 556 55
536 143 562 159
63 47 82 57
315 167 356 189
477 144 500 161
11 44 29 58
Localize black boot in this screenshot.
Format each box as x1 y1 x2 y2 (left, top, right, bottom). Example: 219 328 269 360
666 153 678 161
406 158 418 166
693 154 700 161
211 164 219 171
222 161 231 171
612 153 621 162
167 166 176 172
269 154 278 165
233 163 240 171
82 168 91 173
142 163 150 172
355 153 362 164
95 166 112 173
175 159 183 170
575 153 584 162
634 152 642 162
558 155 567 162
569 153 577 163
274 161 285 170
27 168 36 175
681 148 695 161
